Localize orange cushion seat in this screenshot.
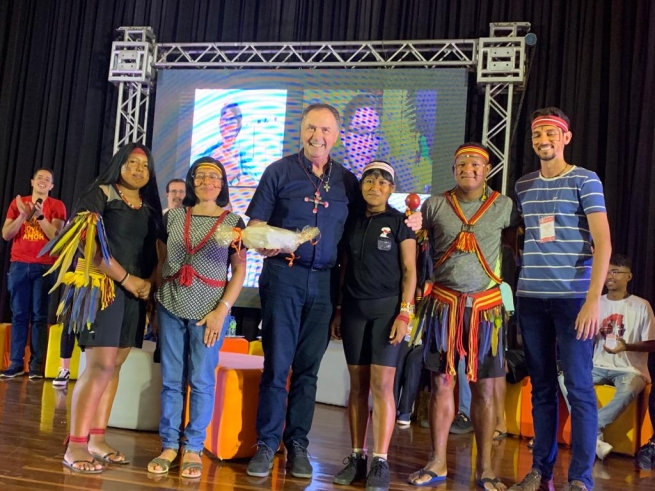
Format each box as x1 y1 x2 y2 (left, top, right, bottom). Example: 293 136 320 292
0 323 11 370
248 339 264 356
199 352 264 460
0 323 50 372
505 379 523 437
639 384 653 446
220 337 250 354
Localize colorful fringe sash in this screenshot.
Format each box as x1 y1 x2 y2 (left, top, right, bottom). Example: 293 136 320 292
38 211 114 333
433 189 503 285
56 259 115 333
413 283 504 382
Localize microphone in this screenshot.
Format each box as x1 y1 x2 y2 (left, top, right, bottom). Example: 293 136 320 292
26 198 43 221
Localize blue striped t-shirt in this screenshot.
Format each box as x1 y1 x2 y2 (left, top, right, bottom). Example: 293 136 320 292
515 166 606 298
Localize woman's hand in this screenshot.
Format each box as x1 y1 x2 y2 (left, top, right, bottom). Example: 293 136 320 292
123 275 150 299
330 311 342 340
137 279 152 300
389 316 409 345
197 308 227 347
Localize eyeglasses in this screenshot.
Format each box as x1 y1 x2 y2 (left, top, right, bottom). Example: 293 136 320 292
193 173 223 183
607 270 630 276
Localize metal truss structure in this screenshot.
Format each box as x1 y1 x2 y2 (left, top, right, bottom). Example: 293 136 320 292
109 23 533 194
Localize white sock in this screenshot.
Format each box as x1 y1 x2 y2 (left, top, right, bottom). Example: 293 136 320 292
352 448 365 456
373 452 387 460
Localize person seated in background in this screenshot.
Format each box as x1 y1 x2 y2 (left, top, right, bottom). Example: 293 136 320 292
558 254 655 460
163 178 185 213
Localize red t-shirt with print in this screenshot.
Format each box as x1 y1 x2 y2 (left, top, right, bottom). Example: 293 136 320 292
6 196 67 264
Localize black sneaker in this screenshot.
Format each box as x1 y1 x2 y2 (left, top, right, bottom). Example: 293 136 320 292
0 366 25 378
333 452 367 485
28 370 44 380
52 367 70 387
286 440 312 478
449 412 473 434
246 441 274 477
636 439 655 470
366 456 390 491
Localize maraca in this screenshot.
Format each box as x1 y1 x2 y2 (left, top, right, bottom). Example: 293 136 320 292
405 193 421 212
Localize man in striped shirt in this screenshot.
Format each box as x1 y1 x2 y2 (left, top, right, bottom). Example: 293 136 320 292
510 107 612 491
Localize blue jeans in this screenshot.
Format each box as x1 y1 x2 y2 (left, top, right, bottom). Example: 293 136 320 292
559 368 647 433
157 304 231 453
7 262 54 371
256 260 333 451
517 297 597 489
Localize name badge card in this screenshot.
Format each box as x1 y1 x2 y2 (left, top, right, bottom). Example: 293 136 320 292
539 215 555 242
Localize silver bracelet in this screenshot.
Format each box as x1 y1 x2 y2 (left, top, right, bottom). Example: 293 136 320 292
219 299 231 312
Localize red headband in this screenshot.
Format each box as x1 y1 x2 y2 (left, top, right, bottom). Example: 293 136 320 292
130 147 147 157
454 146 489 163
531 115 569 133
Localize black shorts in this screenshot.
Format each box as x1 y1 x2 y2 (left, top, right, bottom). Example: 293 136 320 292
341 295 402 367
77 286 146 350
423 306 504 380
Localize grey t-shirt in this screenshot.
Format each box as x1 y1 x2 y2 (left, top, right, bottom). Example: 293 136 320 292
422 192 514 293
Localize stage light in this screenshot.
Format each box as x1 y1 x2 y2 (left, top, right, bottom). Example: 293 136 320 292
525 33 538 46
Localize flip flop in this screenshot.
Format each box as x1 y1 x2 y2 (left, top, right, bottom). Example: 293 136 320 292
477 477 503 490
62 458 103 474
92 451 130 465
493 430 508 441
407 468 447 486
147 455 179 474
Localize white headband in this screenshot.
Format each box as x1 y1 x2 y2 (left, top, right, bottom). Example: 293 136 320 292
362 161 395 180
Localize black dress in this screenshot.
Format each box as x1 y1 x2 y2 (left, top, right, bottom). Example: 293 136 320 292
75 184 158 349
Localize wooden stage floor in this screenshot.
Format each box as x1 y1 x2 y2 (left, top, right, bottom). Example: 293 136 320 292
0 377 652 490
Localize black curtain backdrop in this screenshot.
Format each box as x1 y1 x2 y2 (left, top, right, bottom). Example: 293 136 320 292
0 0 654 322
